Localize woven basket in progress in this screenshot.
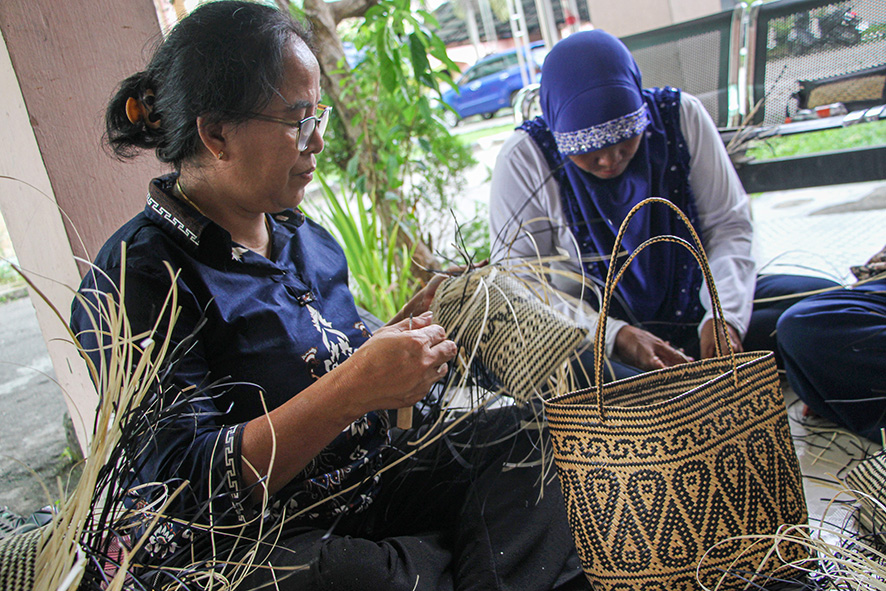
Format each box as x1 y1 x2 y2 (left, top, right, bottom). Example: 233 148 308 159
431 266 587 401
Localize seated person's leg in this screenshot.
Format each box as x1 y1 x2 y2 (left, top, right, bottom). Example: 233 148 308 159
776 279 886 441
241 526 454 591
744 274 841 360
571 346 641 389
240 405 587 590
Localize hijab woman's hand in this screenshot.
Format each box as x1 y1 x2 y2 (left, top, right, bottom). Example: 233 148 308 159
699 319 743 359
614 324 693 370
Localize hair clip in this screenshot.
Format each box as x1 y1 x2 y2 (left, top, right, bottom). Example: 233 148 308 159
124 89 161 130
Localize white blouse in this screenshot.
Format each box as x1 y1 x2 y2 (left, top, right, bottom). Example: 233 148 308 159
488 93 756 357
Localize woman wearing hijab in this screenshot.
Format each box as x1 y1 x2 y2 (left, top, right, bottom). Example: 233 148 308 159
489 30 835 376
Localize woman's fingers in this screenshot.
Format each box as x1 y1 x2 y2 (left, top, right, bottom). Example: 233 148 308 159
615 325 692 370
699 319 744 358
346 318 456 412
655 342 693 367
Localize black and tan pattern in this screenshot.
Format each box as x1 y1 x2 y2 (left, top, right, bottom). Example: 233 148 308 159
545 352 808 590
0 528 41 591
845 449 886 543
544 198 808 590
430 266 587 401
851 242 886 282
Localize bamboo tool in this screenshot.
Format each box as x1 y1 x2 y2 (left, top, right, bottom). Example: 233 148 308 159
396 315 414 429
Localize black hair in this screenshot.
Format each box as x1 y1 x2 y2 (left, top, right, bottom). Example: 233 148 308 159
105 0 312 169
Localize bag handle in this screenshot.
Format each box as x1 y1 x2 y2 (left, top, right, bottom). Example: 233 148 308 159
593 198 738 413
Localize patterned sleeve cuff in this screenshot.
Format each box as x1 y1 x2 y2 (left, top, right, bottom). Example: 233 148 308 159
217 424 251 523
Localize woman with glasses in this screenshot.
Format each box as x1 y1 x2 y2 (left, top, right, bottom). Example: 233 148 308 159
71 2 586 589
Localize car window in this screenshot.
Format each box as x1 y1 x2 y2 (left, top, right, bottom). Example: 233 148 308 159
460 55 508 85
500 53 519 69
479 57 505 78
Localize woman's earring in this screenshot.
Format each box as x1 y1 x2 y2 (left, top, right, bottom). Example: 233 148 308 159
217 151 225 160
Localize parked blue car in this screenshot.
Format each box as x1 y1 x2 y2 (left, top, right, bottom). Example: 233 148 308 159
441 42 548 124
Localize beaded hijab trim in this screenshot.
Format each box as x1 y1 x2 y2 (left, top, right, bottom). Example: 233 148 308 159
553 104 650 155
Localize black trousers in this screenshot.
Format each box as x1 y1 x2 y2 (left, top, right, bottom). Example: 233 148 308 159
241 405 588 590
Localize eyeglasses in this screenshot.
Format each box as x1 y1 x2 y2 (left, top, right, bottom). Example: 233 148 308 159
248 104 332 151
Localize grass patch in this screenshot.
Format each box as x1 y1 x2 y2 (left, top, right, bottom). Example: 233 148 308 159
746 119 886 161
454 122 516 146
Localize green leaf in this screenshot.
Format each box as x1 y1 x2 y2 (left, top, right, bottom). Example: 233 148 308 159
409 33 433 88
377 39 398 92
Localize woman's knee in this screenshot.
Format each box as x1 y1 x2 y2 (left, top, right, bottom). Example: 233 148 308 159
776 300 813 355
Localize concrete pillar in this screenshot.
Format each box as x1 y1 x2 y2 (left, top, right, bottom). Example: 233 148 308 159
0 0 166 451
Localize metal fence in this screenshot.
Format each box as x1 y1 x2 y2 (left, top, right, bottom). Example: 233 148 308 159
747 0 886 125
511 0 886 191
621 7 742 128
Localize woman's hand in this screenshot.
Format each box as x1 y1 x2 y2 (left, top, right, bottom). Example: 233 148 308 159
614 325 693 371
389 274 449 325
341 311 457 414
699 319 743 359
388 260 489 325
240 311 455 500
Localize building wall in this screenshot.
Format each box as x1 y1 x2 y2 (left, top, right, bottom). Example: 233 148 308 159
0 0 165 450
586 0 727 37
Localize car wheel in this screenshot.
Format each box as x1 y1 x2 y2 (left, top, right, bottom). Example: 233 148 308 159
481 111 497 120
442 109 459 128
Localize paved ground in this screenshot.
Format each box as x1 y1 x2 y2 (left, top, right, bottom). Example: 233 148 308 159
0 295 76 515
1 114 884 522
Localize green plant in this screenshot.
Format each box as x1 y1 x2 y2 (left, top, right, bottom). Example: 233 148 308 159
306 173 416 320
308 0 478 278
454 123 515 147
0 257 25 292
746 119 886 161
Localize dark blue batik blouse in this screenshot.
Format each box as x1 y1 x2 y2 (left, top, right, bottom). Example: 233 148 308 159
70 174 390 558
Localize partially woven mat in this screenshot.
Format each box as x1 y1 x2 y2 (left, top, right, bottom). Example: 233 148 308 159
430 267 587 401
845 449 886 544
0 528 41 591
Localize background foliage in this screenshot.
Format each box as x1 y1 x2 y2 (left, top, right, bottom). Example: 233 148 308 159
297 0 478 319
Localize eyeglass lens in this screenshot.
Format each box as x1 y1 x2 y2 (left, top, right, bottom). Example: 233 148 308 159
298 108 330 151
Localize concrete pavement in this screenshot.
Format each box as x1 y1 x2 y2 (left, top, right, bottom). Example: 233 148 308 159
0 296 73 515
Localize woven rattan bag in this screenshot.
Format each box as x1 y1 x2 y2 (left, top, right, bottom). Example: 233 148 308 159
0 528 41 591
431 265 587 401
543 198 808 590
845 449 886 543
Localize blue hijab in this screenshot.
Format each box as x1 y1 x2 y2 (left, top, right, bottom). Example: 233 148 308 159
522 30 703 343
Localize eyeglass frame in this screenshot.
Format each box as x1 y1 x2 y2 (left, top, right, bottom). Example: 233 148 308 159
247 104 332 151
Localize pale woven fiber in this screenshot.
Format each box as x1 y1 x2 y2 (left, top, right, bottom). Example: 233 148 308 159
845 449 886 544
430 266 587 401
